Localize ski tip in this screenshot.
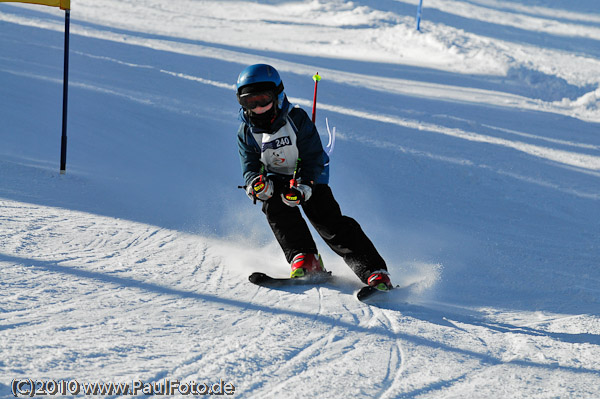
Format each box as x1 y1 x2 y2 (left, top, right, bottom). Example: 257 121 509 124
249 272 268 284
356 286 391 302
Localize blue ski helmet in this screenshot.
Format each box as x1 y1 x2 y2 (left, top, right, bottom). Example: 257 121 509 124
236 64 285 109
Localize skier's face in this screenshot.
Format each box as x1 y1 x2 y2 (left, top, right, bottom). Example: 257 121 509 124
250 101 273 115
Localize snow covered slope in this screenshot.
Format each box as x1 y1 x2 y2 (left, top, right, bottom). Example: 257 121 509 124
1 1 599 397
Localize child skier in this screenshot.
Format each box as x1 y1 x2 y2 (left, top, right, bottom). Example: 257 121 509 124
236 64 393 292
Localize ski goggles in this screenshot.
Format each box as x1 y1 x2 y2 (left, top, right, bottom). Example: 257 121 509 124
238 90 274 110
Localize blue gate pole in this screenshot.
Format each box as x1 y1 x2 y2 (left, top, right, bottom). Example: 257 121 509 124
416 0 424 31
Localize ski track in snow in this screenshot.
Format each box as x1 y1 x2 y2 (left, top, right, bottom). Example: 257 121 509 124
5 198 599 398
0 199 416 397
1 1 600 398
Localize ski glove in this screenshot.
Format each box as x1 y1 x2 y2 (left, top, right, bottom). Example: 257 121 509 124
246 175 273 202
281 184 312 207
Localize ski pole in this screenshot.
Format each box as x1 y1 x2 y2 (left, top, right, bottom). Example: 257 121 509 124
237 164 266 205
237 183 259 205
252 163 267 205
311 73 321 123
290 158 301 189
283 158 303 204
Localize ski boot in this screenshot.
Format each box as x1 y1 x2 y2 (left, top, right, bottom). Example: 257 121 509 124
367 270 393 291
290 253 326 278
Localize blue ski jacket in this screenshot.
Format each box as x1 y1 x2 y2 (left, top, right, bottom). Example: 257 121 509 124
237 96 330 187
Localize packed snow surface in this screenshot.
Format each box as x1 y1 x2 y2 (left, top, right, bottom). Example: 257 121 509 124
1 0 599 397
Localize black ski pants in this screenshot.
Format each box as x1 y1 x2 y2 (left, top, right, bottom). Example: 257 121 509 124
262 182 387 283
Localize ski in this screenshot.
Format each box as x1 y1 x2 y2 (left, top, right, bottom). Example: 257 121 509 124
249 271 332 287
356 285 392 302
